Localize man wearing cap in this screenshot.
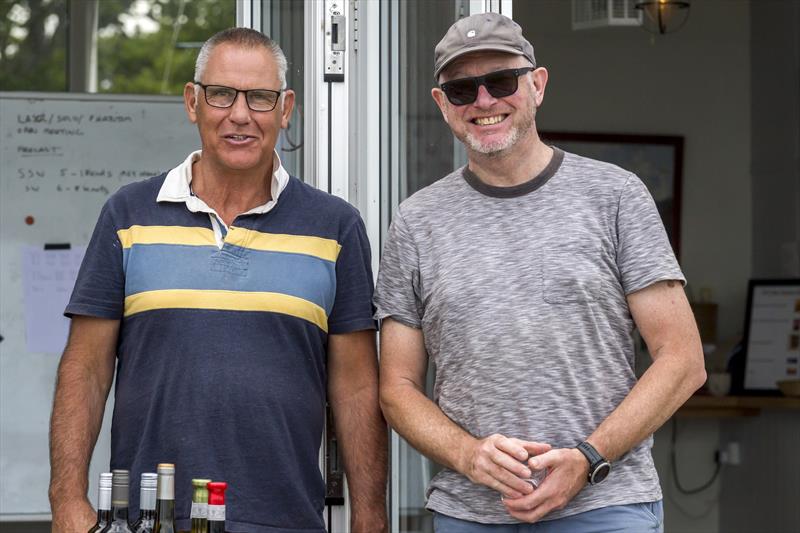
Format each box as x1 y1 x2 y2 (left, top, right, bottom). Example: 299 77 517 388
376 12 705 531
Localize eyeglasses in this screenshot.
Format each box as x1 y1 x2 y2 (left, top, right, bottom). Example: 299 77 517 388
194 82 282 112
439 67 534 106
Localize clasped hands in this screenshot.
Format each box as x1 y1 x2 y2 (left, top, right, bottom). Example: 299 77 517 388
462 433 590 523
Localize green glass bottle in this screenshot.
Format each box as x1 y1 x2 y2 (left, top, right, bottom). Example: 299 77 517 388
153 464 176 533
189 478 211 533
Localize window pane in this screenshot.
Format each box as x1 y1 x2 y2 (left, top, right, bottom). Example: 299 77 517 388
0 0 68 92
399 0 461 200
96 0 236 95
262 0 304 179
0 0 236 95
387 5 461 531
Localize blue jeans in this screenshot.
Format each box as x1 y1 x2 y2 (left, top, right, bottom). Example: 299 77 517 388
433 501 664 533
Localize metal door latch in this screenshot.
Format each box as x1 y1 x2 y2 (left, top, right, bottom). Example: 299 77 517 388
324 1 346 82
324 403 345 505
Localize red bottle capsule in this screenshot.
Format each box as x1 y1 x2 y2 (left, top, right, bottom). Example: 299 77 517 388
206 482 227 533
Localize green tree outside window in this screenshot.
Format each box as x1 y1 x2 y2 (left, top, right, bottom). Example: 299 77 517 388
0 0 236 94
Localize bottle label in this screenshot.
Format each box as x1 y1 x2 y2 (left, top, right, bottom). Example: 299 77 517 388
208 504 225 521
190 502 208 519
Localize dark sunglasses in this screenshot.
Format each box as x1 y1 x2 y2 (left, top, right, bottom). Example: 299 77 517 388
439 67 534 106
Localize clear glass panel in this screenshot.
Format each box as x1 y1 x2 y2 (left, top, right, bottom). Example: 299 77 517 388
396 362 441 533
399 0 462 201
262 0 304 179
0 0 68 91
0 0 236 94
96 0 236 95
385 1 463 531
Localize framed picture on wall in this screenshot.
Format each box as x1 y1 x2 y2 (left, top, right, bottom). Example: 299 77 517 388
540 132 683 258
742 279 800 395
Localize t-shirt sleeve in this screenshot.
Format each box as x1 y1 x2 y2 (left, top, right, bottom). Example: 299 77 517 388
327 214 377 334
373 209 423 329
65 201 125 319
616 173 686 295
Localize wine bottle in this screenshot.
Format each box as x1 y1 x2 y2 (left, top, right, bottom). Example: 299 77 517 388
132 472 157 532
153 463 176 533
189 478 211 533
87 472 112 533
206 482 227 533
100 469 133 532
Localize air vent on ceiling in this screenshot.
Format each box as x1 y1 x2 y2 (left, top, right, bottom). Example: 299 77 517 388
572 0 643 30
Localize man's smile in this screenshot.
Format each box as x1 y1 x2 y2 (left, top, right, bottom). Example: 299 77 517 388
223 133 257 144
471 114 508 126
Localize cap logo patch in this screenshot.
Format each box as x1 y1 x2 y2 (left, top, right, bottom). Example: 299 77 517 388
467 29 476 38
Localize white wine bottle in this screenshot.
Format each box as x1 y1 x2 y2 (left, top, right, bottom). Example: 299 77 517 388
153 464 176 533
87 472 112 533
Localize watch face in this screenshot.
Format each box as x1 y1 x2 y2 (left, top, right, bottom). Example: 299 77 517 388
591 462 611 484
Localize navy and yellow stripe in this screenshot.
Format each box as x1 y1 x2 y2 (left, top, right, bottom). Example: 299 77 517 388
225 227 341 262
118 225 217 248
125 289 328 331
118 225 339 331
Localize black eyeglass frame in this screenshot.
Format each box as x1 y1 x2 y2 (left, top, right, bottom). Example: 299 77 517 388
194 81 283 112
439 66 535 106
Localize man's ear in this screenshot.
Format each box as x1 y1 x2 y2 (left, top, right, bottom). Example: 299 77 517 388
184 82 199 124
431 87 450 125
531 67 548 107
280 89 296 129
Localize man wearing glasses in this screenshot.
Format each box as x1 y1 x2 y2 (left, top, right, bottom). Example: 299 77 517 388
376 13 705 532
49 28 387 533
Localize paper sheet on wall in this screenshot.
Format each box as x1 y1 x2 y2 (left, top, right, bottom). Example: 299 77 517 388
22 245 87 354
744 283 800 390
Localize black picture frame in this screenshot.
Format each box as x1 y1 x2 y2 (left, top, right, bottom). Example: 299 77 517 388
540 132 683 258
740 279 800 396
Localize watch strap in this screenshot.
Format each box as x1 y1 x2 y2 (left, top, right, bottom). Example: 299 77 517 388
576 441 604 466
576 441 610 484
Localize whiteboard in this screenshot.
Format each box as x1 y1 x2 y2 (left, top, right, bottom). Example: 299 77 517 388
0 92 199 518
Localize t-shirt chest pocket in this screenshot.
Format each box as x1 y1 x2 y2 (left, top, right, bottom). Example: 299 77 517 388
543 245 604 304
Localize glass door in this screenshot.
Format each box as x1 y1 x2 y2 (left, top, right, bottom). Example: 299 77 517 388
381 2 463 530
261 0 305 179
244 1 372 530
242 1 513 531
380 1 513 532
239 0 305 179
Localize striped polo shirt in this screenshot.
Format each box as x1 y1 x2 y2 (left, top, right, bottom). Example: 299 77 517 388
66 151 375 533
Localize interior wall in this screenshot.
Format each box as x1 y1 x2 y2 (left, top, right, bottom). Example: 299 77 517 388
749 0 800 279
719 2 800 532
517 0 752 343
514 1 753 532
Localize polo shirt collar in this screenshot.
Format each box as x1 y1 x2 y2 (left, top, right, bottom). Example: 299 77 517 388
156 149 290 215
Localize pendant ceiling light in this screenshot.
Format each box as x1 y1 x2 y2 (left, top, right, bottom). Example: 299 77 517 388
635 0 691 34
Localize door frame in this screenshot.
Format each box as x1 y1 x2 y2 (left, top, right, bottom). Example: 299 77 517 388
238 1 513 530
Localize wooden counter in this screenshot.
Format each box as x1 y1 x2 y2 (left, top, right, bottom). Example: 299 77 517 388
676 395 800 417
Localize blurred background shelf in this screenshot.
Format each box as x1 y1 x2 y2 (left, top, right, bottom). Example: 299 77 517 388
677 395 800 417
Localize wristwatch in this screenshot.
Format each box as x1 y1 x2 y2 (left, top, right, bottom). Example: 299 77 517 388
575 441 611 485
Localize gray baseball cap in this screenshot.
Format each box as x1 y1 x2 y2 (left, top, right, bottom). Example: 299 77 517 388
434 13 535 80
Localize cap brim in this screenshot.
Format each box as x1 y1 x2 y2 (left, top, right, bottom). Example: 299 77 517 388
434 44 526 79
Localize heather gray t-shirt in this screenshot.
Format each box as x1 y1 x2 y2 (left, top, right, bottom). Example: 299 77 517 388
373 148 685 523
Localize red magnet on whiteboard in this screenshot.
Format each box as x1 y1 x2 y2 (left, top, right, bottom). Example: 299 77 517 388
25 216 35 225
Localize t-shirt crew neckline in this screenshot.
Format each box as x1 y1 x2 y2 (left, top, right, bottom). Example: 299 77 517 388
462 146 564 198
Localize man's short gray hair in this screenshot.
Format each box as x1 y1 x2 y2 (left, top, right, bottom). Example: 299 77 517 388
194 27 288 90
